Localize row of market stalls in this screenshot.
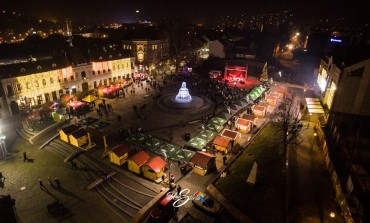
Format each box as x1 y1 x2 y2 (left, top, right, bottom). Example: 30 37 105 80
125 133 195 163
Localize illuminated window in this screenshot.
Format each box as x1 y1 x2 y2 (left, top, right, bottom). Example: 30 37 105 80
20 68 26 73
34 80 39 87
52 63 57 68
42 79 46 86
37 66 42 70
26 82 30 89
50 77 54 84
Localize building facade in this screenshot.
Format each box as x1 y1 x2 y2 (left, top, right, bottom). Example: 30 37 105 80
315 54 370 222
121 39 169 73
0 51 135 118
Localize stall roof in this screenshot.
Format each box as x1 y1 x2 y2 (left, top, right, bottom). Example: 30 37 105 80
126 133 150 145
198 130 217 142
216 112 231 120
61 125 78 135
70 128 87 138
130 150 150 166
242 114 256 121
159 143 195 163
209 117 227 126
186 136 207 150
206 123 223 133
236 118 252 126
252 105 267 111
266 95 277 100
221 129 240 140
82 95 98 103
213 135 231 147
111 144 131 157
143 156 166 173
189 152 215 168
143 137 165 151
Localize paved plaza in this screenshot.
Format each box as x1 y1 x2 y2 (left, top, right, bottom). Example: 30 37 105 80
0 75 344 223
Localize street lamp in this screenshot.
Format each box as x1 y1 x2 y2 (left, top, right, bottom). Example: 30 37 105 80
0 128 9 159
310 133 317 154
329 211 336 223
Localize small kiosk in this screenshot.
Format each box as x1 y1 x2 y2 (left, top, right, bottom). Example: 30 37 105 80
69 128 88 147
242 114 258 127
212 135 232 154
127 150 150 174
265 95 278 106
141 156 166 181
251 105 267 118
221 129 241 145
59 125 78 143
189 152 216 176
109 144 131 166
235 118 253 134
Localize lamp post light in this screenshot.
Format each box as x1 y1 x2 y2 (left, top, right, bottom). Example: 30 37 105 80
310 133 317 154
329 211 336 223
0 128 9 159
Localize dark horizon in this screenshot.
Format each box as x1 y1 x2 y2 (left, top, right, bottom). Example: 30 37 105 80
0 0 368 26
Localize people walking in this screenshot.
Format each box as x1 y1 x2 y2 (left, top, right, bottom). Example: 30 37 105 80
54 177 61 189
23 152 28 162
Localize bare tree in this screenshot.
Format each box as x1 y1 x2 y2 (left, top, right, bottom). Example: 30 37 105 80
162 19 188 75
272 96 304 162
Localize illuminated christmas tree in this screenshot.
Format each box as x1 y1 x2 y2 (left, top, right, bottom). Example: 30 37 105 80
260 62 268 83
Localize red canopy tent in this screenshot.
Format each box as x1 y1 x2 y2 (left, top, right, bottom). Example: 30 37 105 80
67 101 85 108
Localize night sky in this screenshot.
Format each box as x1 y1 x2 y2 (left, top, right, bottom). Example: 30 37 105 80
1 0 367 25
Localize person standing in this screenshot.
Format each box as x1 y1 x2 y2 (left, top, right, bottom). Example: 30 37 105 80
39 179 44 188
177 185 182 194
54 178 61 189
223 155 227 165
23 152 28 162
0 172 5 182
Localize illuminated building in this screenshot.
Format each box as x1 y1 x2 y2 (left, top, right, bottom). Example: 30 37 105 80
0 49 135 118
121 38 169 73
314 47 370 222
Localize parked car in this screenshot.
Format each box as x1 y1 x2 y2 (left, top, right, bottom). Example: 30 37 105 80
149 195 176 222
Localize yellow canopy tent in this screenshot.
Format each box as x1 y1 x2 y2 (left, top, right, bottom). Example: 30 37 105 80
82 95 98 103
